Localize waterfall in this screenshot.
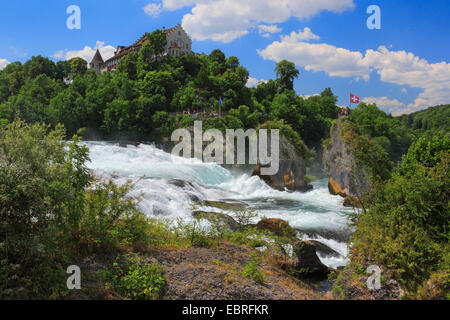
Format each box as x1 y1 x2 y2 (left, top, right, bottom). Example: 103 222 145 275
83 141 352 268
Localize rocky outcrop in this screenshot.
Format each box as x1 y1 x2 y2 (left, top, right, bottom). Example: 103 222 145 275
322 118 369 198
293 240 330 279
252 136 312 192
256 218 330 280
192 211 240 232
256 218 297 238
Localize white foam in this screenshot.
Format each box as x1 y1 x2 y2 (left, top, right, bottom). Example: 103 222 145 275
300 233 350 268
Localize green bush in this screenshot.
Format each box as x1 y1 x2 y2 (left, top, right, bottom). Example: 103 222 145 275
241 254 265 284
0 121 89 298
73 179 154 254
0 120 169 298
351 134 449 296
340 118 392 181
105 254 166 300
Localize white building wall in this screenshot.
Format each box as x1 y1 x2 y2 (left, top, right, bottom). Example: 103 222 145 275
164 25 192 56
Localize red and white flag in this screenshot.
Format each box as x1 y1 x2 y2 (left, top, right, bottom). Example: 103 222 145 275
350 94 359 104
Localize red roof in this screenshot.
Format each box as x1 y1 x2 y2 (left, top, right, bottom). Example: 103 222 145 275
164 27 176 35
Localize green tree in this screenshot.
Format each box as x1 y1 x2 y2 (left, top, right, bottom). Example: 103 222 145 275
171 85 198 111
0 121 91 298
23 55 57 80
6 74 63 123
228 105 261 129
152 111 176 139
0 62 25 103
350 102 413 162
275 60 299 91
68 57 88 78
181 54 202 77
146 29 168 56
117 52 138 80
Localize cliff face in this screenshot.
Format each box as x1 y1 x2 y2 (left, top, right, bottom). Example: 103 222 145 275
253 136 312 192
322 118 369 198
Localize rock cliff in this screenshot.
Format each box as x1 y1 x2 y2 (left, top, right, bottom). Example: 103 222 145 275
322 118 369 198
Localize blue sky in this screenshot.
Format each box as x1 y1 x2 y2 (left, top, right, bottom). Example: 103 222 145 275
0 0 449 115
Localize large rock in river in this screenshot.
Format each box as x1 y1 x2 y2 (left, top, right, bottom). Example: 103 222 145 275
322 118 370 198
256 218 296 238
252 136 312 192
293 240 330 279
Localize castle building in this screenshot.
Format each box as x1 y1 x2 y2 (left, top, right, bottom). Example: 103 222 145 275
90 24 192 75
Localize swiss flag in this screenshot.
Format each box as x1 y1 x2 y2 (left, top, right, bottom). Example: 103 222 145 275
350 94 359 104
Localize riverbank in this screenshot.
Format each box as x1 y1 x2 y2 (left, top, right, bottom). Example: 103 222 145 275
71 241 322 300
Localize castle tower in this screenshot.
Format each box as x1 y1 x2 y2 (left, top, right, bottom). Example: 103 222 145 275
90 49 104 75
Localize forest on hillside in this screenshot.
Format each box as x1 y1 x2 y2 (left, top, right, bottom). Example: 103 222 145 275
398 104 450 136
1 31 447 158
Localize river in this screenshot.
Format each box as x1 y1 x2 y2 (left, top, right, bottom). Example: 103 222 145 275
82 141 353 269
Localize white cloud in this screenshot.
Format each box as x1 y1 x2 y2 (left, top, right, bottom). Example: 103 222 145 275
0 59 10 70
361 46 450 112
162 0 196 10
144 3 162 17
246 77 267 88
54 41 115 63
258 39 369 81
53 50 64 59
281 28 320 42
300 93 320 99
401 88 407 94
258 33 450 115
157 0 354 42
258 25 283 38
258 24 282 36
363 96 406 116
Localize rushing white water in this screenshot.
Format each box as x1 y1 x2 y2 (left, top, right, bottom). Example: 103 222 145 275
83 141 352 268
